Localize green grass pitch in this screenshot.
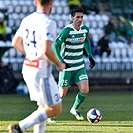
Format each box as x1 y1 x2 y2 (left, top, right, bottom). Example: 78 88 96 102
0 91 133 133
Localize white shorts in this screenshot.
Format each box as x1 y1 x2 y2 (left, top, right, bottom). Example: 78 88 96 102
23 74 61 106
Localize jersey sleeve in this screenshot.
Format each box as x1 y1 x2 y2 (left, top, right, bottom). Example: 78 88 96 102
52 28 69 61
84 27 92 58
44 20 57 42
15 19 25 37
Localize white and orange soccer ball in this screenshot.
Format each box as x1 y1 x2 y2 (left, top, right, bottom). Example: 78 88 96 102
87 108 102 123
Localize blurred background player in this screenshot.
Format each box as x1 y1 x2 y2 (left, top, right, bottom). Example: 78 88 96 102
0 12 11 41
8 0 66 133
95 35 111 57
67 0 81 11
52 7 95 121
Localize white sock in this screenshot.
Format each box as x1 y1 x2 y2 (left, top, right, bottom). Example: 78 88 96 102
19 109 47 132
34 121 46 133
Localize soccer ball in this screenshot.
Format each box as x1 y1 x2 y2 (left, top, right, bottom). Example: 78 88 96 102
87 108 102 123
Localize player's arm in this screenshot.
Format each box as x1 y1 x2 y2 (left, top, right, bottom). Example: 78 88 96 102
52 29 66 61
52 28 68 62
84 38 95 69
52 28 70 68
52 41 62 61
12 35 25 55
84 27 95 69
12 20 26 55
84 37 92 58
84 27 92 58
42 39 65 71
42 20 65 71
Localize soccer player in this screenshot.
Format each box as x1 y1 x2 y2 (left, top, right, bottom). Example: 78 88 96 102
52 7 95 121
8 0 66 133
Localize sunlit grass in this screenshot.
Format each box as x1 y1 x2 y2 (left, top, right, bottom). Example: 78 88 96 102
0 92 133 133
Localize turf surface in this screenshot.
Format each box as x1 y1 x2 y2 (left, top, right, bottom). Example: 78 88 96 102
0 91 133 133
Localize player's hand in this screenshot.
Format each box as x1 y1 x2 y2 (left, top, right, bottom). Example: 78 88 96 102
58 62 66 71
62 61 71 69
89 57 95 69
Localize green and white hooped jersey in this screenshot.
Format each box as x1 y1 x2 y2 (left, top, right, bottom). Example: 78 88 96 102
53 24 92 71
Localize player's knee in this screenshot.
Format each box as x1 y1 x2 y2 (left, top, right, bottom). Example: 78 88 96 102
81 89 89 94
45 103 62 117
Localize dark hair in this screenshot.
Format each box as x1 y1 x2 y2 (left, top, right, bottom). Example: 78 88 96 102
38 0 51 6
70 7 84 17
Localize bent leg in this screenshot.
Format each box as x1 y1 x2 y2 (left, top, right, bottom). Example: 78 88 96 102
19 102 62 132
34 103 62 132
19 108 48 132
18 75 62 132
72 80 89 109
70 80 89 120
